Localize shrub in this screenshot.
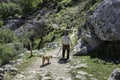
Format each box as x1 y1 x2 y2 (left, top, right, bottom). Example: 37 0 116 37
0 20 3 28
0 44 15 65
0 29 17 44
17 0 43 14
0 2 21 17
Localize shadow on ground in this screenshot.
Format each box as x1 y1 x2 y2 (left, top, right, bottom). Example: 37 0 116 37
40 63 51 67
58 58 70 64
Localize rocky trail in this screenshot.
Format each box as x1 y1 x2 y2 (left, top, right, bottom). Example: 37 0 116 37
13 48 72 80
12 28 77 80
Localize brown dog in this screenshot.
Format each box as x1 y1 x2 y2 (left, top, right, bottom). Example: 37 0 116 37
42 55 52 65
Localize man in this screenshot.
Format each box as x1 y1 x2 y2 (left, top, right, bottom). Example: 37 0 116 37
62 31 72 60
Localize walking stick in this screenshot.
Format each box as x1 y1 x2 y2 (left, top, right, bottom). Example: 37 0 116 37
56 47 62 57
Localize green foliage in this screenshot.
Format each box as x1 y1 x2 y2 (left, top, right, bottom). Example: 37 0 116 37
59 0 72 6
0 20 3 28
0 2 21 17
33 39 41 49
0 29 24 65
18 32 31 48
0 44 15 65
18 0 43 14
0 0 43 17
0 29 17 44
43 31 55 43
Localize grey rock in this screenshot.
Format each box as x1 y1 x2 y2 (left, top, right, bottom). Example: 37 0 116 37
46 42 60 49
77 71 88 76
55 76 71 80
0 68 4 74
2 19 24 31
18 54 24 58
0 73 4 79
75 74 86 80
108 68 120 80
73 29 100 55
9 67 18 72
0 77 3 80
91 77 98 80
72 64 87 69
87 0 120 41
42 76 52 80
3 64 12 71
9 60 17 65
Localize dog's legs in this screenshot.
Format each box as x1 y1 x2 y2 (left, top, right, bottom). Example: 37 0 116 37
47 58 50 64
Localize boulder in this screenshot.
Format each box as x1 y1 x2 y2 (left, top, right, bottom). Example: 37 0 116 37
2 64 12 71
73 28 100 55
18 54 25 59
9 60 17 65
9 67 18 72
87 0 120 41
2 19 24 31
0 77 3 80
77 71 88 76
74 0 120 55
75 74 86 80
0 68 4 74
46 42 60 49
0 73 4 79
108 68 120 80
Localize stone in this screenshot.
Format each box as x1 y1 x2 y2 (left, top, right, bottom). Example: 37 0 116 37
87 0 120 41
0 73 4 79
46 42 60 49
108 68 120 80
0 68 4 74
2 19 24 31
0 77 3 80
18 54 24 58
9 67 18 72
42 76 52 80
77 71 88 75
16 59 23 64
3 64 12 71
9 60 17 65
73 30 100 55
91 77 98 80
72 64 87 69
75 74 86 80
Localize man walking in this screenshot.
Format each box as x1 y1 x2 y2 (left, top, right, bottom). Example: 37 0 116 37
62 31 72 60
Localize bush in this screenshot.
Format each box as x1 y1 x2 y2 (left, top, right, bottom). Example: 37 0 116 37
0 29 17 44
0 44 15 65
17 0 43 14
43 31 55 42
0 20 3 28
0 2 21 17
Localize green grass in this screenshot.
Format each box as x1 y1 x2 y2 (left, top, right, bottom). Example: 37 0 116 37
15 53 37 71
71 56 120 80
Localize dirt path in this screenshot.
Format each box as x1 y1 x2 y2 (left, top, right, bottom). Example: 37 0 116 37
13 48 72 80
12 29 77 80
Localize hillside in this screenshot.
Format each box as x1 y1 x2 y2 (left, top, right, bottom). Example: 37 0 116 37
0 0 120 80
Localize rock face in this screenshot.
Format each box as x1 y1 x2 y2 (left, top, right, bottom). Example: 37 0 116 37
87 0 120 41
108 68 120 80
73 24 100 55
2 18 24 31
74 0 120 55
